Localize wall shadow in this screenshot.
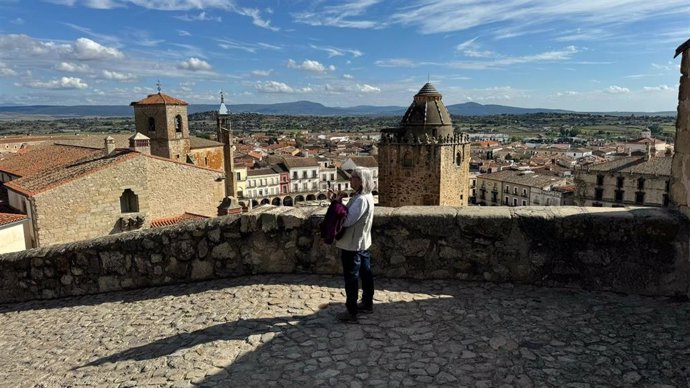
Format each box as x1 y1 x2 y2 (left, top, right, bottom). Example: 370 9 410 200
75 279 690 387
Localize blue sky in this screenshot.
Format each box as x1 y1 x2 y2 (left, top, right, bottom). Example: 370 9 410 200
0 0 689 112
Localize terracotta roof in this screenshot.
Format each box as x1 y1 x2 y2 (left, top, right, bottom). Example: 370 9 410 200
0 212 27 227
0 144 102 177
56 133 133 149
5 149 138 196
347 156 378 168
480 170 566 188
282 156 319 168
247 168 279 177
189 136 223 149
130 93 188 106
0 135 77 145
585 156 672 176
150 212 208 228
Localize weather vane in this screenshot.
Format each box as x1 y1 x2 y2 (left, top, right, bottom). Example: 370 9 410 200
220 89 224 103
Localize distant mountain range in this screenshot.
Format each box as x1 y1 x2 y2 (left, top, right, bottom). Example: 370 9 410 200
0 101 676 117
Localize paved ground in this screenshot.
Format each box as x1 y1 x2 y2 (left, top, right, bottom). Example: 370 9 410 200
0 275 689 388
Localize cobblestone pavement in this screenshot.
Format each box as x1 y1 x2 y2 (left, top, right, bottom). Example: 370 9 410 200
1 275 689 388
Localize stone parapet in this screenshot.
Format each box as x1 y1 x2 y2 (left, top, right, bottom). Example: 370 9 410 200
1 206 688 304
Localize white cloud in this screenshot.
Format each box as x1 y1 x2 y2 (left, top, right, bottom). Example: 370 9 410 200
605 85 630 94
287 59 335 73
11 18 25 25
556 91 581 96
237 7 279 31
255 80 311 93
217 39 282 53
292 0 382 29
343 74 354 79
324 83 381 93
391 1 690 34
642 85 673 92
102 70 136 81
176 11 222 22
374 58 421 67
26 76 88 89
56 62 90 72
177 57 212 71
178 30 191 36
309 44 363 58
251 69 272 77
0 62 16 76
72 37 124 60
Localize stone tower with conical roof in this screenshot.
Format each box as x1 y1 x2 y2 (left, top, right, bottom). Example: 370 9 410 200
215 91 242 215
378 83 471 207
130 84 191 161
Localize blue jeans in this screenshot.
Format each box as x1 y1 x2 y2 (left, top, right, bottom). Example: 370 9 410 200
341 249 374 315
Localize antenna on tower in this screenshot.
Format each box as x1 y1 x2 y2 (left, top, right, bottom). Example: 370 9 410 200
156 80 161 93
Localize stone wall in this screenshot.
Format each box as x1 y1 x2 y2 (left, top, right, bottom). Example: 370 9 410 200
672 47 690 217
1 206 688 304
33 155 224 246
379 141 470 207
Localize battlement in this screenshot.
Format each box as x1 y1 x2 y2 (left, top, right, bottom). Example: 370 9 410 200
1 206 688 304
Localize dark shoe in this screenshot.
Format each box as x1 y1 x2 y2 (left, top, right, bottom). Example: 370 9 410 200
357 303 373 314
335 311 358 323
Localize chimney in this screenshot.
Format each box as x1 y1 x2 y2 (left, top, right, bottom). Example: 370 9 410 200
128 132 151 155
104 136 115 155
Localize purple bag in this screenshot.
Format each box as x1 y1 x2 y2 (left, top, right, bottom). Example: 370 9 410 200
320 200 348 244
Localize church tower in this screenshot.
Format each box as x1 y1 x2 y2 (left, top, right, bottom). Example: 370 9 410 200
216 91 242 215
378 83 471 207
130 83 191 161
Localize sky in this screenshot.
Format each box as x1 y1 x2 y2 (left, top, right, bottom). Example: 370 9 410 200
0 0 689 112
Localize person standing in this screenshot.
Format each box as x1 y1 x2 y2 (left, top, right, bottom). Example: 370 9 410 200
332 167 375 323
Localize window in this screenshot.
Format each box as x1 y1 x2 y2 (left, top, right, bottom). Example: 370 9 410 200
522 200 527 206
175 115 183 133
594 188 603 201
596 175 604 186
293 183 298 191
522 189 527 197
312 170 317 178
513 187 518 195
614 189 624 202
302 171 307 179
504 196 509 205
455 152 462 166
513 198 518 206
402 152 413 168
330 173 335 180
635 192 645 204
120 189 139 213
637 178 645 190
616 176 624 188
666 180 670 192
491 192 497 202
663 194 670 207
505 185 510 193
148 117 155 132
236 172 241 181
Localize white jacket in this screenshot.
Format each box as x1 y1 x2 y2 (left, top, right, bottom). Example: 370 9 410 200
335 192 375 252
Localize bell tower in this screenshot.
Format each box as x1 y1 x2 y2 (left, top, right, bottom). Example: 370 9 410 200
378 83 471 207
216 91 242 215
130 82 191 161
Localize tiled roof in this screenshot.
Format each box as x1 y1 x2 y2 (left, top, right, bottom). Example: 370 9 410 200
5 149 138 196
247 168 279 177
130 93 188 106
150 212 208 228
0 135 77 145
347 156 378 168
0 144 102 177
585 156 672 176
0 212 27 227
56 133 132 149
189 136 223 149
282 157 320 168
480 170 565 188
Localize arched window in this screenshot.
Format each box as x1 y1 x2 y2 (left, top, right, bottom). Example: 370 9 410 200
120 189 139 213
175 115 183 133
148 117 155 132
456 152 462 166
402 152 413 168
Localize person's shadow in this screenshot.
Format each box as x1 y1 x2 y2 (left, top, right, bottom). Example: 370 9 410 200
77 277 690 387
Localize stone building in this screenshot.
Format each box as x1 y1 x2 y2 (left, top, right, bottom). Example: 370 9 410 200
378 83 471 206
130 91 225 170
575 156 671 207
0 142 224 248
476 170 569 207
0 213 28 254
